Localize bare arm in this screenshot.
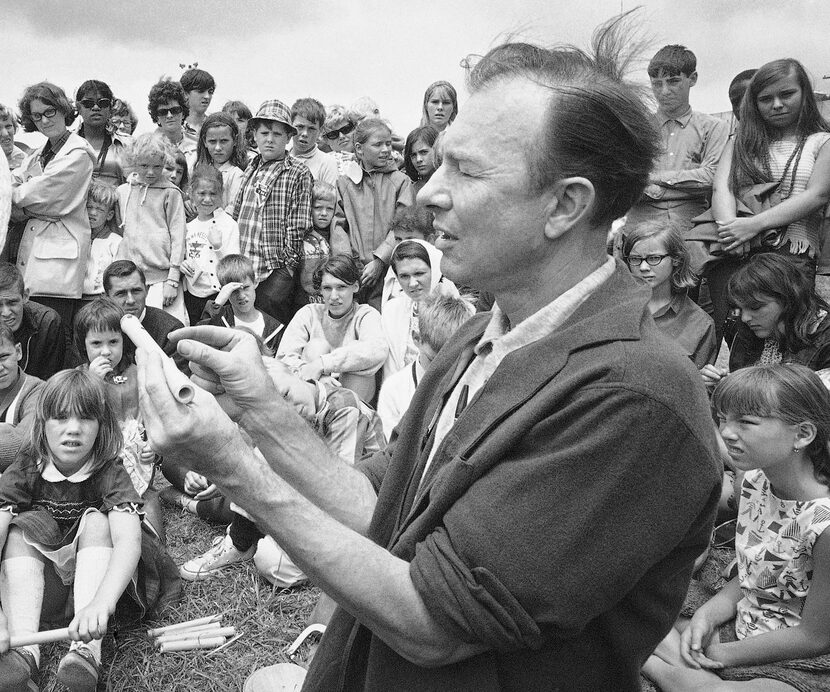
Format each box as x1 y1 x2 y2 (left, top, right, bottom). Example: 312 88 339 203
710 138 737 223
0 511 12 653
707 530 830 667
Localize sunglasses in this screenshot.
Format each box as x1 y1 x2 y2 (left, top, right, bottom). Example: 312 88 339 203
30 107 58 122
79 98 112 110
157 106 183 118
324 123 355 140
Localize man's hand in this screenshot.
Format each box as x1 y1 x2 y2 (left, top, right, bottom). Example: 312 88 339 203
360 259 385 288
163 282 177 307
137 347 247 481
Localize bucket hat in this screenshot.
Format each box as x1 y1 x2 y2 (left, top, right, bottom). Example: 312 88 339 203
249 99 296 135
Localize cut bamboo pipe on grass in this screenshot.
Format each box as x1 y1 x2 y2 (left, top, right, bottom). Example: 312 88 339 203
147 614 221 638
10 627 71 648
159 635 227 653
121 314 195 404
153 621 223 640
155 627 236 647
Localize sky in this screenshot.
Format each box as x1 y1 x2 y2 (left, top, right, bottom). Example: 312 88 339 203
4 0 830 146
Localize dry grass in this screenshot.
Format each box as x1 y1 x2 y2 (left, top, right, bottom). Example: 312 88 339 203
34 482 319 691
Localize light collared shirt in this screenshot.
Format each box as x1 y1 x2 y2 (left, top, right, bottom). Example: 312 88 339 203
421 256 617 482
647 106 729 201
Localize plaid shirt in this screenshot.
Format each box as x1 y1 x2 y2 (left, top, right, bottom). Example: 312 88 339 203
232 154 312 280
39 130 70 169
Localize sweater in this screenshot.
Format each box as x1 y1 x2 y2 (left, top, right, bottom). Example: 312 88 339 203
0 370 44 471
116 175 186 285
16 301 65 380
277 302 387 376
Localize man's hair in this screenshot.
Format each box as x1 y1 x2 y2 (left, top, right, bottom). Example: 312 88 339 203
180 68 216 94
466 12 660 226
87 180 118 210
291 98 327 128
647 44 697 78
311 181 336 206
728 69 758 117
18 82 76 133
190 164 224 195
389 205 435 241
419 293 475 352
217 254 255 286
103 260 146 293
0 262 25 296
147 78 189 123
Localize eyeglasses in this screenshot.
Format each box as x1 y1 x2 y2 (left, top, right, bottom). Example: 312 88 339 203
30 107 58 122
157 106 183 118
626 253 670 266
323 123 354 140
79 98 112 110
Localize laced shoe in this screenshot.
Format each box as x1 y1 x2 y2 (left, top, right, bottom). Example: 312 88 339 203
179 531 255 581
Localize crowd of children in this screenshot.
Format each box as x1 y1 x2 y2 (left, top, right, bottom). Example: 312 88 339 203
1 44 830 690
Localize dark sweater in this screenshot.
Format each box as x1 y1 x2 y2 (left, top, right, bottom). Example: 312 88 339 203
304 264 723 692
16 301 64 380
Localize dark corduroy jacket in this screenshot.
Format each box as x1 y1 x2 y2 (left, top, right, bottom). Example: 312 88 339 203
303 263 723 692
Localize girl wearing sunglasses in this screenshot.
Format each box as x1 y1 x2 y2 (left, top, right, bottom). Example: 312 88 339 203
76 79 126 186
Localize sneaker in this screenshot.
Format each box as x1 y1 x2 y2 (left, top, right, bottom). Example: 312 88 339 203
0 648 39 692
56 644 99 692
179 532 255 581
159 487 198 515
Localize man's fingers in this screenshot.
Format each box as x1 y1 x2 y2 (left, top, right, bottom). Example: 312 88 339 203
168 325 244 349
176 338 240 379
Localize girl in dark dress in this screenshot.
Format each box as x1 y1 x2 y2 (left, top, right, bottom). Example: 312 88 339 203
0 370 142 691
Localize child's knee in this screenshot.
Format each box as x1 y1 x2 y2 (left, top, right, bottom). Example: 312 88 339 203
78 511 112 547
3 525 42 559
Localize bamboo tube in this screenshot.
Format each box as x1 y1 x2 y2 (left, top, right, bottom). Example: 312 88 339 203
155 626 235 647
121 314 195 403
159 635 227 653
147 614 221 638
10 627 71 648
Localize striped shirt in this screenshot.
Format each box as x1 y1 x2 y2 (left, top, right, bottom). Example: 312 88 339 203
232 154 313 280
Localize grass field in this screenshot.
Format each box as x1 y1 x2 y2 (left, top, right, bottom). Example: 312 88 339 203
34 486 320 692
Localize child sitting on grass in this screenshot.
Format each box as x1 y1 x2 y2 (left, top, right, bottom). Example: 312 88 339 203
377 292 473 440
199 254 284 353
644 364 830 691
82 180 121 301
180 165 240 326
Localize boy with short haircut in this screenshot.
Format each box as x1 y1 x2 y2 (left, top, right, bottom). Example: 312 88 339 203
626 44 729 273
232 100 313 325
0 262 64 380
200 253 284 352
296 181 335 306
377 292 474 440
0 104 26 170
180 68 216 156
290 98 339 187
181 165 240 325
82 180 121 299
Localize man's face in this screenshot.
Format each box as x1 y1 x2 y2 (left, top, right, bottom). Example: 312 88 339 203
0 338 22 391
106 272 147 318
187 88 214 117
418 78 552 293
650 70 696 115
0 288 26 333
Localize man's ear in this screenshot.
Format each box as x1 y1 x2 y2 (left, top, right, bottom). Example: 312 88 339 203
688 71 698 88
543 177 596 241
14 343 22 362
106 209 115 221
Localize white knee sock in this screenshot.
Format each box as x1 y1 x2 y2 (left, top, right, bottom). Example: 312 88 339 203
71 546 113 663
0 556 45 666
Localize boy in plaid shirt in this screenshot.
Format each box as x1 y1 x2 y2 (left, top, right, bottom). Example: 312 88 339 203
232 99 312 324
